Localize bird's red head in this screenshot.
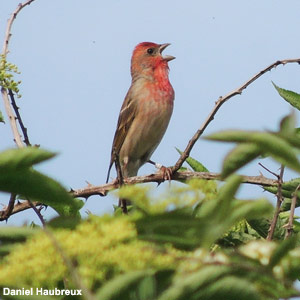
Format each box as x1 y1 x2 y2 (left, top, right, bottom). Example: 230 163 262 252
131 42 175 79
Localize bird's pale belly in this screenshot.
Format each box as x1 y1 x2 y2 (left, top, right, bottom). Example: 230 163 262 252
120 98 173 176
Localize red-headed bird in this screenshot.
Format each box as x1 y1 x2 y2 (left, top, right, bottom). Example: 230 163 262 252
106 42 175 183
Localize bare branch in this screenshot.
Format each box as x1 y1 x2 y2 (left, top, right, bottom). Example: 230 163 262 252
1 1 36 147
258 162 279 179
0 200 42 221
9 89 31 146
2 0 36 56
0 171 278 220
72 171 277 199
172 58 300 173
27 199 45 227
0 194 16 221
285 184 300 239
1 87 24 147
267 165 284 241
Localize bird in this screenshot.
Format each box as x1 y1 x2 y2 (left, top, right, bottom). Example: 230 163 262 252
106 42 175 190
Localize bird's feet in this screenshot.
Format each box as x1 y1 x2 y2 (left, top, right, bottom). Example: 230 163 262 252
155 163 173 181
148 160 173 182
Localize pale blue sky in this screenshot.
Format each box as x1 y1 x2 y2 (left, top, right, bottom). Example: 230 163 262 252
1 0 300 225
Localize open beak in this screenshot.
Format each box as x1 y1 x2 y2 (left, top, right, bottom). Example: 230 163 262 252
159 43 175 62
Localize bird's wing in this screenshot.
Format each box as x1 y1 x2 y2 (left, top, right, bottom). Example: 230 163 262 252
106 89 137 183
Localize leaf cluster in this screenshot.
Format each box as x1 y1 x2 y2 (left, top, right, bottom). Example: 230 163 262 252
0 55 21 98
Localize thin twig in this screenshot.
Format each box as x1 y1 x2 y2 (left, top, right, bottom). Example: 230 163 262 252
1 87 24 147
285 184 300 239
27 199 45 227
2 1 36 56
258 162 279 179
0 200 42 221
172 58 300 173
8 89 31 146
0 194 16 221
266 165 285 241
1 0 36 147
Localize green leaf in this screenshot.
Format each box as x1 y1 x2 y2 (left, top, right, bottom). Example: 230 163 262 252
272 82 300 111
96 270 154 300
0 148 83 217
281 197 300 211
205 130 300 172
218 231 257 247
135 175 273 250
0 226 37 241
0 168 83 217
263 186 295 199
199 175 242 220
0 110 4 123
269 235 298 268
279 112 296 135
0 148 56 170
138 276 156 300
221 143 261 178
136 208 208 250
232 198 273 222
247 218 270 239
193 276 262 300
47 216 81 229
264 178 300 206
157 265 233 300
282 178 300 192
0 226 39 257
175 148 209 172
153 269 175 297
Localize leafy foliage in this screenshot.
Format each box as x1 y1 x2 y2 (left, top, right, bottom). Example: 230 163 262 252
272 82 300 111
0 148 83 217
205 113 300 178
175 147 209 172
0 54 21 97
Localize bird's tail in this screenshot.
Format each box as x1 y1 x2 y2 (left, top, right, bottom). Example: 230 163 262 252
106 160 114 183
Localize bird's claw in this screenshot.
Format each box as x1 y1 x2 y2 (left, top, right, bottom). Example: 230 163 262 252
155 163 172 182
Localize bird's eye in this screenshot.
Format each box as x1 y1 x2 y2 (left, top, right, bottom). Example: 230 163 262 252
147 48 154 55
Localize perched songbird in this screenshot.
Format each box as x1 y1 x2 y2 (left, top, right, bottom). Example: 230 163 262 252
106 42 175 183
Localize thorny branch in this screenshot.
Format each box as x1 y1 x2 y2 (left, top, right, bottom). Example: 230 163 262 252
9 89 31 146
2 0 36 57
0 194 16 221
0 171 278 217
1 87 23 147
0 200 42 221
27 199 45 227
1 0 35 148
71 171 278 199
266 165 285 241
285 184 300 239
